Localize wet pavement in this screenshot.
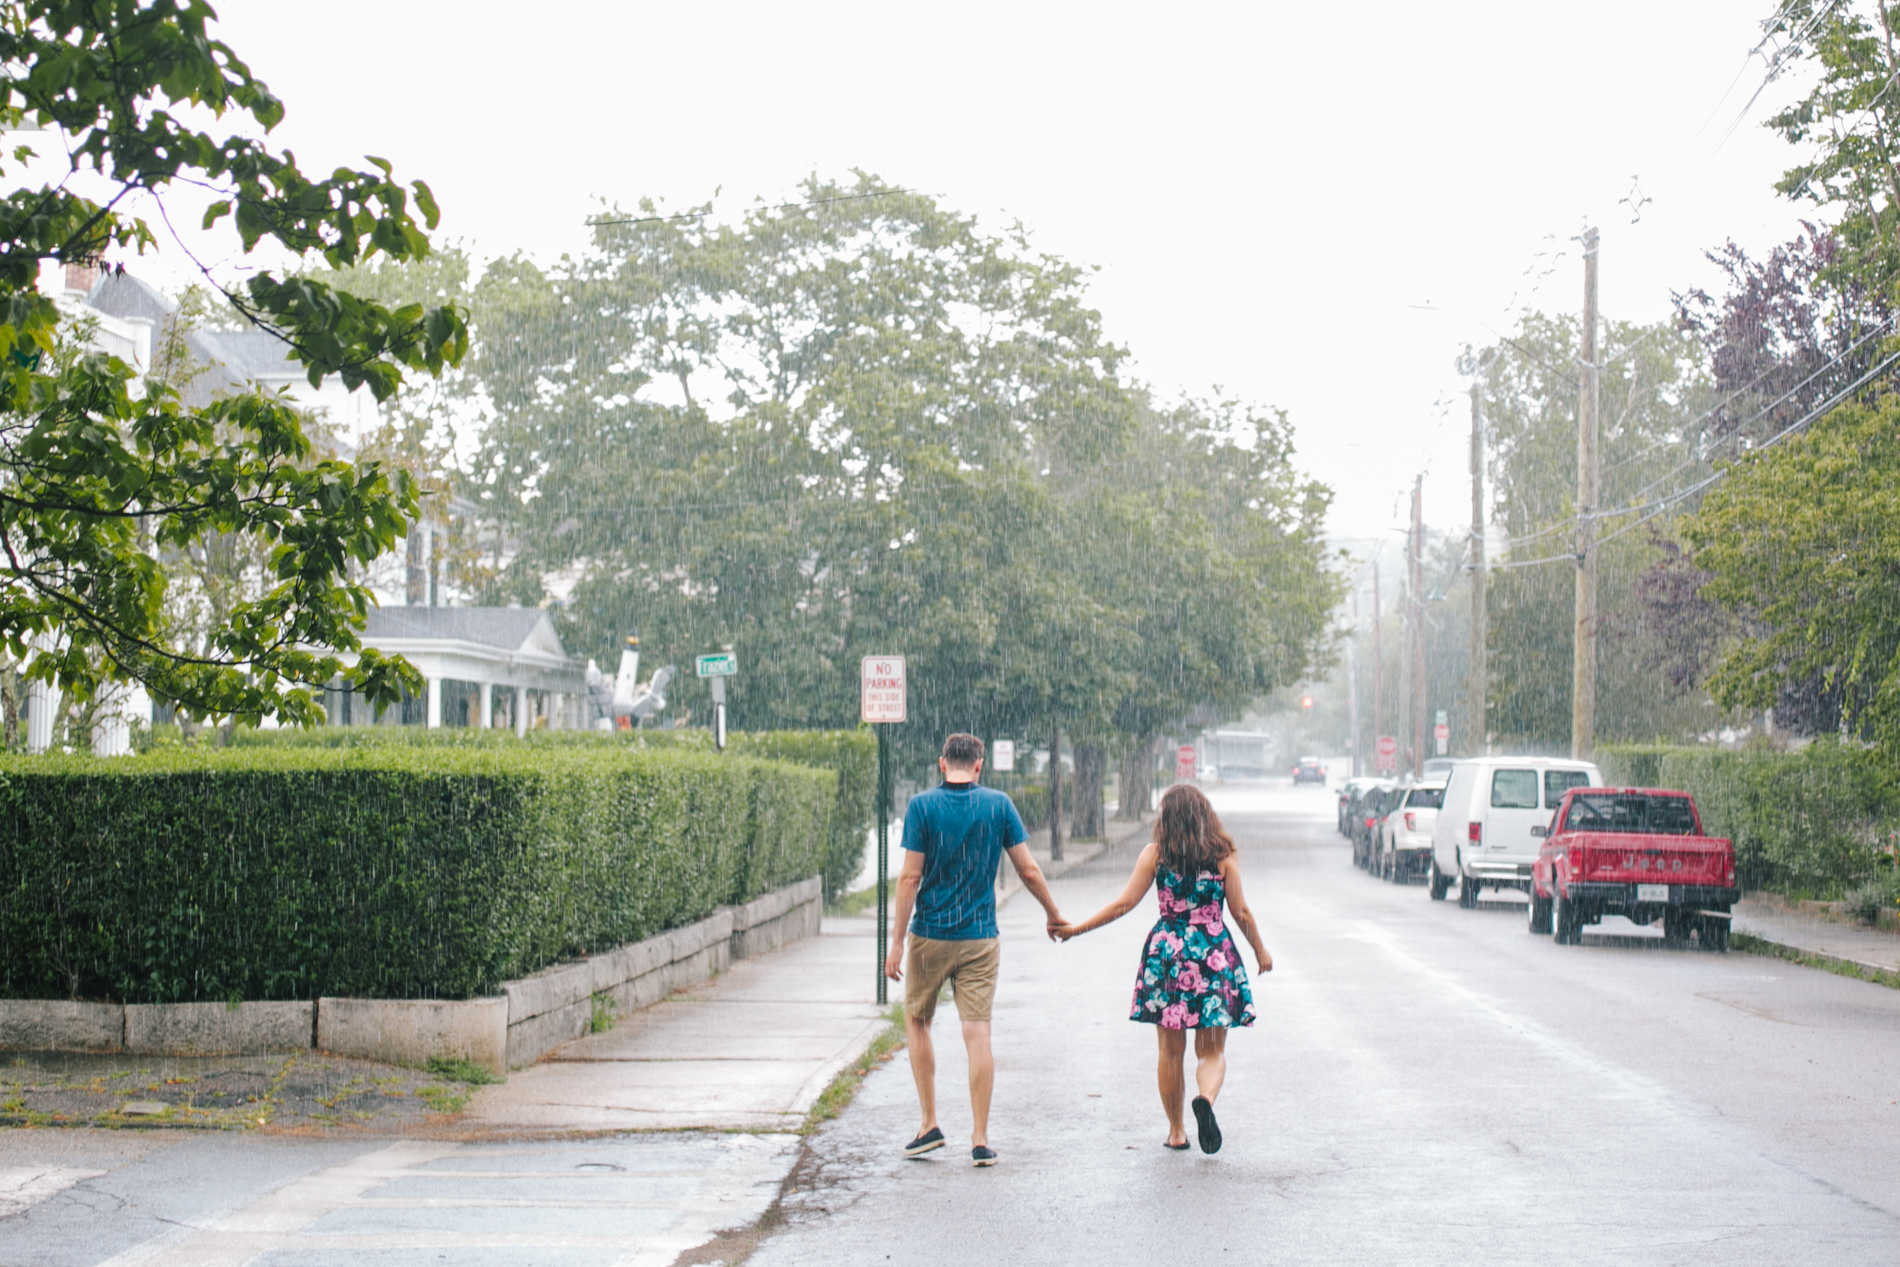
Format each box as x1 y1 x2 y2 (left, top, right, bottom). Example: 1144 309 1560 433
753 781 1900 1266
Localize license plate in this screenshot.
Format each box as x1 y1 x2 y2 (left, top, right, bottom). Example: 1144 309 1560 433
1636 884 1670 903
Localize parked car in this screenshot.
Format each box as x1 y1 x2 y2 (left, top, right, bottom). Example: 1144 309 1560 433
1293 756 1327 785
1429 757 1601 906
1338 777 1383 835
1528 787 1737 950
1377 779 1447 882
1353 782 1399 870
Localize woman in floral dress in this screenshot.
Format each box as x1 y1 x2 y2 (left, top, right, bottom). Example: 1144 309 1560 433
1056 784 1271 1154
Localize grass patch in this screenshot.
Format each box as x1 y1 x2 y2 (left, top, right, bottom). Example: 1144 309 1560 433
424 1055 501 1085
825 885 886 918
803 1005 904 1133
589 991 618 1034
1732 932 1900 990
417 1084 469 1115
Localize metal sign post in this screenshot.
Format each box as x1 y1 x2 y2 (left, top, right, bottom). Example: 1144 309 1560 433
860 656 906 1005
696 653 737 752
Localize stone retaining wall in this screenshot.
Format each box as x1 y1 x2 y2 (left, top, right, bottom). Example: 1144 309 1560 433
0 874 825 1074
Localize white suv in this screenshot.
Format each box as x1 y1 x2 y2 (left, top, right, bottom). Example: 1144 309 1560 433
1377 779 1446 883
1429 757 1600 906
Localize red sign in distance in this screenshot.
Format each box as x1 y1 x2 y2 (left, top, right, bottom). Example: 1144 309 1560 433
1375 735 1398 773
859 656 907 723
1175 745 1197 780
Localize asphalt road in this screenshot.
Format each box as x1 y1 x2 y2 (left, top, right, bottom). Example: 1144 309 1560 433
754 781 1900 1267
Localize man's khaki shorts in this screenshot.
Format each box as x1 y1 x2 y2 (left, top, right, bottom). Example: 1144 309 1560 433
904 935 1000 1024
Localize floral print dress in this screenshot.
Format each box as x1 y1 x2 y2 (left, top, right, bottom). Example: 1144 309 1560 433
1130 866 1256 1029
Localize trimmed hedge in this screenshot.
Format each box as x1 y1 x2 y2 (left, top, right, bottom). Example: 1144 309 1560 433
0 744 833 1004
1597 741 1898 896
722 730 874 903
224 724 877 903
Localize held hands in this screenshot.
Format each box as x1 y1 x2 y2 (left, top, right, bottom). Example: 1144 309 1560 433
1050 920 1082 943
1045 914 1067 943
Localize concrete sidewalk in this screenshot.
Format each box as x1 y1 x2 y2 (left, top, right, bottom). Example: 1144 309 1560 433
461 917 890 1135
1734 896 1900 976
997 814 1148 906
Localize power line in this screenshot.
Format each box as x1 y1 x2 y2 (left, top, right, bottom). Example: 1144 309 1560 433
1492 345 1900 570
1497 310 1898 553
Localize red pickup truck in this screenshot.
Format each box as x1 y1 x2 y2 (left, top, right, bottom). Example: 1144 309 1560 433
1527 788 1738 951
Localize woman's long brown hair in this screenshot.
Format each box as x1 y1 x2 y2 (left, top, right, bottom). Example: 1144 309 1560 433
1153 784 1235 875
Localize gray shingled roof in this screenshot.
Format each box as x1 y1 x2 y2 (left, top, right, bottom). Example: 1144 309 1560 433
362 607 561 653
85 271 173 325
85 272 303 407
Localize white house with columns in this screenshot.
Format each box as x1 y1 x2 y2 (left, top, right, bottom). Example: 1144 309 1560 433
337 607 587 732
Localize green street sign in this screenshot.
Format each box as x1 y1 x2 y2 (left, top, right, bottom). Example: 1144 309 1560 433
696 653 737 678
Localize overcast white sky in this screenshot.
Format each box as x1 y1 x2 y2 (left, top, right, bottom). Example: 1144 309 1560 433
198 1 1816 543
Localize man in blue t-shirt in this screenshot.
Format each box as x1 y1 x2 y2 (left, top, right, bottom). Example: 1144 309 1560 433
884 733 1063 1168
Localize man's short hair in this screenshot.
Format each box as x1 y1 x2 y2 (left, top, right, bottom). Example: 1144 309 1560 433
942 733 984 768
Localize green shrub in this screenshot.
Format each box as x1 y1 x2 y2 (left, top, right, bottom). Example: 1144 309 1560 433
0 743 832 1004
1008 782 1050 832
1596 740 1898 895
1843 876 1898 926
225 724 876 902
726 730 875 902
1594 744 1672 790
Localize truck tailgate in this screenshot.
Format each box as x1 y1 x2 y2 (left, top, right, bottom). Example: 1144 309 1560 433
1570 833 1733 885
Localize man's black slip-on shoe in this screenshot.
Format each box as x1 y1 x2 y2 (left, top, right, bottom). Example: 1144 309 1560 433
903 1127 945 1158
971 1146 998 1167
1191 1095 1222 1154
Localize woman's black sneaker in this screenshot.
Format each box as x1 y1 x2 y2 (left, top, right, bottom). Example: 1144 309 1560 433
971 1146 998 1167
903 1127 945 1158
1191 1096 1222 1154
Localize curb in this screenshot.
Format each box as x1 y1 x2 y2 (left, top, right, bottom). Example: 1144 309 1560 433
1731 930 1900 989
0 875 826 1072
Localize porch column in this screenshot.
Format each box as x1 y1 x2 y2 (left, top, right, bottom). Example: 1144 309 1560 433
515 686 529 737
426 677 442 729
25 678 54 753
479 683 493 729
550 692 564 731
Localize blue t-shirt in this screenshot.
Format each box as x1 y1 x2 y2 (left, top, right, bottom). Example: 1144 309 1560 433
902 781 1028 941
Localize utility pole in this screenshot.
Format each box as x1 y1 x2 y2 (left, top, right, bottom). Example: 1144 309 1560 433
1349 587 1362 778
1049 725 1063 862
1371 558 1384 763
1410 476 1426 781
1572 227 1600 762
1469 383 1487 757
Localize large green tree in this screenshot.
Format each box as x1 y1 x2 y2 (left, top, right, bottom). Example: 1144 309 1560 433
1764 0 1900 296
458 177 1337 770
1684 390 1900 756
0 1 466 725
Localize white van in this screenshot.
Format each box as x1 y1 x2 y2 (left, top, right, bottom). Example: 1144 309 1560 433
1429 757 1601 906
